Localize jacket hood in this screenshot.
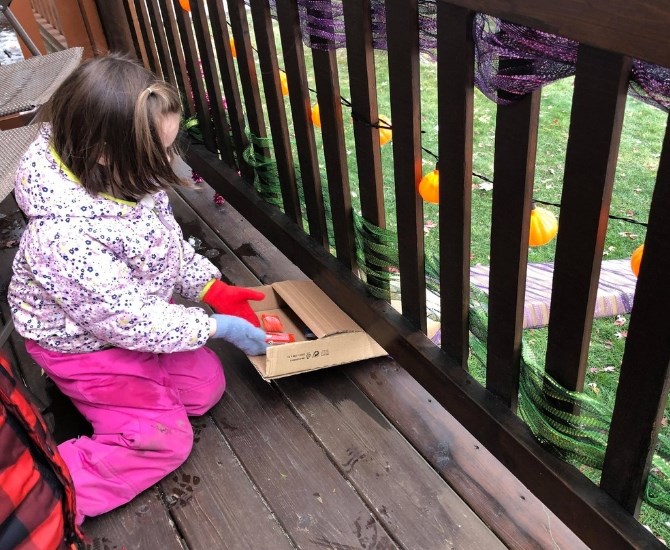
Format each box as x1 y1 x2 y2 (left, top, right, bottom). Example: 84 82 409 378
14 125 139 220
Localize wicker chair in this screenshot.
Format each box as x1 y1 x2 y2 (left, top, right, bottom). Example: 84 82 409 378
0 2 83 129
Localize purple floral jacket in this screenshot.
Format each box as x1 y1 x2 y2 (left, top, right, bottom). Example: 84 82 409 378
8 126 220 354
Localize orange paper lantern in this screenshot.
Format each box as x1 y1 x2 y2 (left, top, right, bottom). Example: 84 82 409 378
631 244 644 277
178 0 190 11
311 103 321 128
280 71 289 96
528 205 558 247
418 169 440 204
378 116 392 146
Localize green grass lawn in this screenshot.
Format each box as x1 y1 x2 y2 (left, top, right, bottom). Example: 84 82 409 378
232 22 670 543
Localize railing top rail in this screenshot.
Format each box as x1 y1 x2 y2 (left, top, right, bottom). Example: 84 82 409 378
441 0 670 67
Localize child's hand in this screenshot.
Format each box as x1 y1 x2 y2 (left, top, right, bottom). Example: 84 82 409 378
202 280 264 327
210 314 268 356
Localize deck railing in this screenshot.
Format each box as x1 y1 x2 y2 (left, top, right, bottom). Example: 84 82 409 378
97 1 670 547
9 0 107 57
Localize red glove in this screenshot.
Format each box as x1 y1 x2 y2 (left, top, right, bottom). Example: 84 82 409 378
201 279 265 327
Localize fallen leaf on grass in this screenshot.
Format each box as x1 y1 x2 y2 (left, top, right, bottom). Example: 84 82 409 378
615 330 628 339
424 220 437 234
614 315 627 326
588 382 600 395
603 340 614 350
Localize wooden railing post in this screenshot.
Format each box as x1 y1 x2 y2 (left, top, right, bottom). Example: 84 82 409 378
94 0 135 54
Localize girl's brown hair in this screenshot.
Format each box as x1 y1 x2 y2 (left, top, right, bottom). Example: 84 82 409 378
38 53 184 199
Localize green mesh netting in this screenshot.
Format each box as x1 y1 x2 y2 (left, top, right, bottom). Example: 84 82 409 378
185 121 670 518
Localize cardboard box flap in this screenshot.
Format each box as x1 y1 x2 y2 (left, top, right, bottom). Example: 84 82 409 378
271 280 361 338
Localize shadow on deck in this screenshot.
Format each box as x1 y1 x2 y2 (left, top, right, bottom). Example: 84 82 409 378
0 160 585 549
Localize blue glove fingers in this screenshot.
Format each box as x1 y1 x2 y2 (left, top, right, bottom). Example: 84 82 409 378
211 314 268 356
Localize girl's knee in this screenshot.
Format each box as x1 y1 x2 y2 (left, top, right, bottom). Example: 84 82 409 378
188 367 225 416
138 412 193 469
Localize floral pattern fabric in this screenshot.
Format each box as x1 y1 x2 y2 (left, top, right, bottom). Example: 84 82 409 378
8 126 221 354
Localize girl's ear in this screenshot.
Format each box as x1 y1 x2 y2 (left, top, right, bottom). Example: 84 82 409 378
97 144 109 166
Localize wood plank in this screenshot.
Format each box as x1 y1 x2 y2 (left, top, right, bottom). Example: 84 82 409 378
342 0 386 233
281 369 505 549
206 339 399 549
95 0 136 54
168 188 258 285
175 178 585 549
486 90 540 410
172 0 217 151
439 0 670 68
121 0 145 62
349 359 589 550
158 415 293 549
600 114 670 515
156 0 195 117
206 0 253 181
81 486 184 550
275 0 328 246
9 0 47 56
437 3 474 367
248 0 302 225
308 2 356 270
77 0 109 55
175 186 305 282
183 140 662 549
226 0 269 164
174 178 503 548
53 0 95 57
132 0 161 74
386 0 425 330
145 0 177 88
545 47 631 394
190 0 235 166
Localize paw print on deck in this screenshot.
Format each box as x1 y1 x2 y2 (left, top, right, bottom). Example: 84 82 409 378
164 472 201 509
191 420 206 444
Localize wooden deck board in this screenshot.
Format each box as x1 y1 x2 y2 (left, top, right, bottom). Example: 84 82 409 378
0 173 586 548
81 488 185 550
158 415 293 549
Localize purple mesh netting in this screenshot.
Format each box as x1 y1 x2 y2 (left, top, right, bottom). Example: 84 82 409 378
473 14 577 104
630 60 670 111
252 1 670 111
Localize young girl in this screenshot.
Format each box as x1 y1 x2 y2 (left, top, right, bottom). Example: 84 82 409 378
8 53 268 525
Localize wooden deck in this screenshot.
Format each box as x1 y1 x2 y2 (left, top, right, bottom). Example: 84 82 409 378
0 162 587 549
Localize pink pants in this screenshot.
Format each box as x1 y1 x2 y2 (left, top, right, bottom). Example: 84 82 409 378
25 341 225 525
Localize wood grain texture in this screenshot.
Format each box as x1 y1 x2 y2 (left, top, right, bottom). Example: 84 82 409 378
248 0 302 225
281 369 505 549
183 140 662 549
349 359 589 550
275 0 328 246
437 3 474 366
438 0 670 67
601 114 670 515
386 0 426 330
175 178 503 549
159 416 293 549
486 90 540 410
175 179 575 549
190 0 235 165
207 339 399 549
545 47 630 394
81 487 183 550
